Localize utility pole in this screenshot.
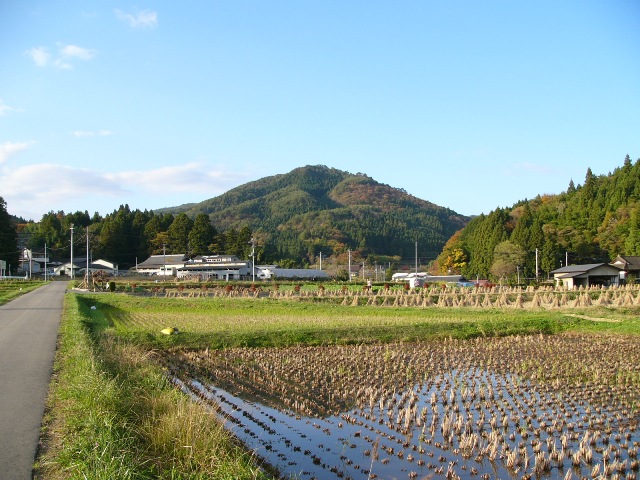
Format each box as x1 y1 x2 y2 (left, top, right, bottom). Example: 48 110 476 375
163 243 166 278
86 227 90 288
319 252 322 271
70 224 74 279
252 238 257 282
415 241 418 274
44 243 47 281
348 249 352 282
535 248 539 282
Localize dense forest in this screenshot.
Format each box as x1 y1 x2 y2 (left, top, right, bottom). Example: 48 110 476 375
0 197 19 272
161 165 468 266
11 165 468 272
435 155 640 282
15 208 257 271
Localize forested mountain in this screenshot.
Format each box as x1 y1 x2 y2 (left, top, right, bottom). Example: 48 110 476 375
436 155 640 282
17 165 468 272
163 165 469 267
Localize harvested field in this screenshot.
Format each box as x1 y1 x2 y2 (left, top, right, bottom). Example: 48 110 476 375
162 334 640 480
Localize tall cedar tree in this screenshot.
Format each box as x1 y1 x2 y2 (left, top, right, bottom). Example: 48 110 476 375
0 197 19 273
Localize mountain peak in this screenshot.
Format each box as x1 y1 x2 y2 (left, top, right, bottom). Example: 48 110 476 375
161 165 469 262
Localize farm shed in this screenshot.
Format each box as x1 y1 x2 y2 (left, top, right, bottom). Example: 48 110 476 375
77 259 118 276
611 255 640 283
550 263 622 289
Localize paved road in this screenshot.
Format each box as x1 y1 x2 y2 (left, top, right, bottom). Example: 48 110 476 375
0 282 66 480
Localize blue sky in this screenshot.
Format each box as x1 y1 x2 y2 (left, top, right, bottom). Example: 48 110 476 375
1 1 639 221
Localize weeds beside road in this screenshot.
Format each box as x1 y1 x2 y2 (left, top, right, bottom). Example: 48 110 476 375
36 293 271 480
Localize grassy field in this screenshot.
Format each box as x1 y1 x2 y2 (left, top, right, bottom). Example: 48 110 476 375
36 289 640 479
0 279 47 304
85 293 640 349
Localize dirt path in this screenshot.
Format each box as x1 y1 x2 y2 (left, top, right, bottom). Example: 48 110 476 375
565 313 622 323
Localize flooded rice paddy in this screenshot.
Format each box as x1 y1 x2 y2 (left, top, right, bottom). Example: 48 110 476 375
163 334 640 479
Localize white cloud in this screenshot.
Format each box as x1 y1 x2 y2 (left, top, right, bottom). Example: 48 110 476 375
115 9 158 28
0 99 19 116
52 59 73 70
25 46 50 67
0 141 33 163
71 130 113 138
1 163 130 219
1 160 251 220
26 43 95 69
106 162 246 195
60 44 96 60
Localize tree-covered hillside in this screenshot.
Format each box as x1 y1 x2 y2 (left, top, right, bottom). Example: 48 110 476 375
0 197 19 272
16 166 468 272
436 155 640 282
165 165 469 266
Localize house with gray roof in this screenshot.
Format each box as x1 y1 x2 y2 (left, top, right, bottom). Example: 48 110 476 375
550 263 622 289
610 255 640 283
134 254 189 276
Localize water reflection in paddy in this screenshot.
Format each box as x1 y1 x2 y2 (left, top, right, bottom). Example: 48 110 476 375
167 335 640 479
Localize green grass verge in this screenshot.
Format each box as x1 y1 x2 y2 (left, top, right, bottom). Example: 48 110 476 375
36 293 273 479
0 280 47 304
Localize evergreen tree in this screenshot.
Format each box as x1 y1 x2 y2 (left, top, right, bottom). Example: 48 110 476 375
0 197 19 274
131 210 151 263
39 212 64 251
188 213 216 255
143 215 164 255
541 236 559 277
624 206 640 255
236 226 253 258
97 214 126 264
167 213 193 254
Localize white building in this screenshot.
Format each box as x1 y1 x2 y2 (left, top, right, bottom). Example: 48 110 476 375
53 258 118 277
178 255 251 281
135 254 190 276
256 266 329 280
18 248 49 275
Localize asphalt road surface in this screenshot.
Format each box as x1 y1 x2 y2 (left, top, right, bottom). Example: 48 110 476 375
0 281 66 480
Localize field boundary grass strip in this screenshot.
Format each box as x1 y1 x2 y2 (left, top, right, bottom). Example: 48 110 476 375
36 293 274 479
